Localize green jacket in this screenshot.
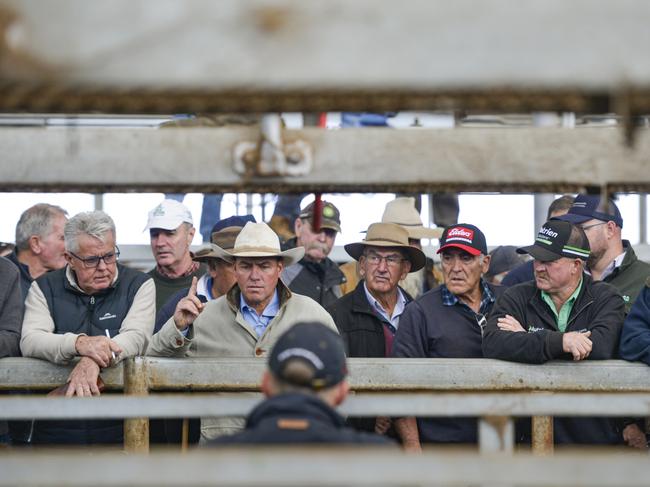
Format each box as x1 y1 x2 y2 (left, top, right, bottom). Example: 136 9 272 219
603 242 650 313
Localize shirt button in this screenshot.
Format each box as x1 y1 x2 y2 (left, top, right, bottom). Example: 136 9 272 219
175 339 183 346
255 348 264 356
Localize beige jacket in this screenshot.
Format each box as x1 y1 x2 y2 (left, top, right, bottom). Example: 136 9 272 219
147 281 337 440
20 266 156 365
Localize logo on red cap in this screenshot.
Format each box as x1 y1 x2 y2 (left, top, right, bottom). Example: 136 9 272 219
447 227 474 243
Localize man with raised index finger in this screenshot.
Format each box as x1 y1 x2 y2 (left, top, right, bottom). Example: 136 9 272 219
147 222 337 441
482 220 625 445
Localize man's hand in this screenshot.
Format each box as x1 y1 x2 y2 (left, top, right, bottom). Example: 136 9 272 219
562 331 592 361
497 314 526 333
75 335 122 368
375 416 392 435
623 424 648 449
66 357 102 397
173 277 204 331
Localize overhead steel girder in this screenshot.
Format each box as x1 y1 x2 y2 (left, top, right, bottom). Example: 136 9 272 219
0 126 649 193
0 0 650 113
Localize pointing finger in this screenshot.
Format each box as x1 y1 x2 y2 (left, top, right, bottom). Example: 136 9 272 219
187 277 198 298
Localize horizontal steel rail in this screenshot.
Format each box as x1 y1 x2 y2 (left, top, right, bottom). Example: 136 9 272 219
2 392 650 420
3 127 650 193
3 357 650 392
1 450 649 487
2 357 648 454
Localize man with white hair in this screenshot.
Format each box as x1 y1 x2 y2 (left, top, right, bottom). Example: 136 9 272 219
7 203 68 300
21 211 155 445
148 221 337 440
145 199 204 312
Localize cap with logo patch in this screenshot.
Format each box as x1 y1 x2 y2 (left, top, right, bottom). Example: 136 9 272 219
437 223 487 256
144 199 193 231
268 322 347 390
517 220 590 262
555 194 623 228
299 200 341 233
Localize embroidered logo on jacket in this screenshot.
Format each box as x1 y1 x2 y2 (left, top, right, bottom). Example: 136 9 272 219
99 312 117 321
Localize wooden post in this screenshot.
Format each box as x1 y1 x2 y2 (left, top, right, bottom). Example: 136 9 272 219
124 357 149 453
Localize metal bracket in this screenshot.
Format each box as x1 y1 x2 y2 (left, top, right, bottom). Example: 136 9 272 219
233 114 312 177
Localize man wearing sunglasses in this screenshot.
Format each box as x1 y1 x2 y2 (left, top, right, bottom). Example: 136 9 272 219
20 210 155 445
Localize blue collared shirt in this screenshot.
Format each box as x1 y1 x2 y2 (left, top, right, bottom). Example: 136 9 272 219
363 282 408 333
441 279 496 316
240 290 280 337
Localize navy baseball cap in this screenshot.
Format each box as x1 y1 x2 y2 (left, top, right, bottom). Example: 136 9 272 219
518 220 590 262
210 215 256 236
556 194 623 228
268 322 347 390
437 223 488 256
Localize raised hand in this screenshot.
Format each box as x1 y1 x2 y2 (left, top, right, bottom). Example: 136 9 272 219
173 277 205 331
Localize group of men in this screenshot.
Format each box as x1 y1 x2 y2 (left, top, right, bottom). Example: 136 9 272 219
2 192 650 449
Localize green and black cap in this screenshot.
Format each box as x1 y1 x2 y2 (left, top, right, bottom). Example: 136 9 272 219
517 220 590 262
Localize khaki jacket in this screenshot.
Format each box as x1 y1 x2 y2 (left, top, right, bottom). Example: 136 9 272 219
147 280 337 440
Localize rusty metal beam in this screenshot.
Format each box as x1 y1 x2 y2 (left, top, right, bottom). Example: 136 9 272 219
1 126 650 193
0 1 650 114
532 415 554 455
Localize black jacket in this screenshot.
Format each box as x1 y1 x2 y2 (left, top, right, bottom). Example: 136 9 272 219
483 275 625 445
282 257 346 309
327 281 412 358
483 275 624 364
208 393 392 446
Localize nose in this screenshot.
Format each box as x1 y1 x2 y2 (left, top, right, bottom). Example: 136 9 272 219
96 257 108 270
376 257 389 272
249 265 262 280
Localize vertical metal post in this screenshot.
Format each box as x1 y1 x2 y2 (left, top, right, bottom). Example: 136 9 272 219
534 194 555 233
531 416 554 455
639 195 647 244
478 416 514 454
124 357 149 453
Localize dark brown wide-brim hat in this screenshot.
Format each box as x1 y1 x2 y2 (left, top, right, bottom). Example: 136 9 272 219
192 226 243 262
344 222 426 272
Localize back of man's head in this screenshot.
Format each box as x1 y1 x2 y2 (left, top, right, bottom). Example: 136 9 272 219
264 322 348 405
547 195 575 220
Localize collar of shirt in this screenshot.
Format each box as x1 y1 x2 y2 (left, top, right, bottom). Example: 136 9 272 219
240 289 280 337
541 277 583 332
441 279 495 315
363 282 407 331
598 250 627 281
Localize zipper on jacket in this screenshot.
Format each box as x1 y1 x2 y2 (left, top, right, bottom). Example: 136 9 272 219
87 296 96 335
566 299 594 328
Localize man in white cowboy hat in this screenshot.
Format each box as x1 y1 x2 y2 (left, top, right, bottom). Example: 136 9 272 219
147 222 337 440
282 200 346 308
392 223 504 451
327 222 425 436
339 197 442 298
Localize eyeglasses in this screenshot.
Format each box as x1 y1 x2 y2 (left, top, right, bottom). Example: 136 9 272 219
580 222 607 232
69 247 120 268
364 253 405 267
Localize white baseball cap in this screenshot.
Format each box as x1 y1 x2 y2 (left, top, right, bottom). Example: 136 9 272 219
144 199 194 231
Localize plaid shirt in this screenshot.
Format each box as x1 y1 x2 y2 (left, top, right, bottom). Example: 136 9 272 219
441 279 496 316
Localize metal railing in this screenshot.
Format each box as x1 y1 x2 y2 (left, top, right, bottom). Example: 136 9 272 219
2 357 650 455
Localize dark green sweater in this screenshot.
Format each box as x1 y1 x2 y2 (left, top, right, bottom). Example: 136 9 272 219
147 265 206 312
604 242 650 314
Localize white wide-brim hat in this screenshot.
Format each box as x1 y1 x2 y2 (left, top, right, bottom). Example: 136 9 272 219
210 222 304 266
382 197 442 240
